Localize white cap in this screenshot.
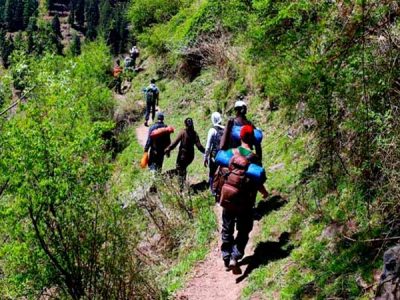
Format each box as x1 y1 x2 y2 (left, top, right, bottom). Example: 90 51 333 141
234 100 247 108
211 112 222 126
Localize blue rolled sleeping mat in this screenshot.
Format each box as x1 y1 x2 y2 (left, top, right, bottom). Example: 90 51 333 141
215 150 266 184
231 125 263 145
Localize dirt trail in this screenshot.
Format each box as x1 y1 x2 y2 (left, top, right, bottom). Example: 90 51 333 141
136 123 148 148
176 206 261 300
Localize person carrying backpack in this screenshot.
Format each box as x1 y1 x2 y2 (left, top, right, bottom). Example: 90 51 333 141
204 112 225 195
144 79 159 127
129 45 140 68
144 112 171 172
220 97 263 161
165 118 205 189
113 59 123 95
219 125 268 274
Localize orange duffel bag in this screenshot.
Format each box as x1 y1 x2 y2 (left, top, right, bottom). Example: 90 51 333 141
150 126 174 139
140 152 149 169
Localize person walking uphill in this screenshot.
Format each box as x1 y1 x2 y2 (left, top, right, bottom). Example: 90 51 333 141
113 59 123 95
204 112 225 194
220 125 268 274
220 97 262 161
165 118 205 189
144 79 160 127
144 113 171 172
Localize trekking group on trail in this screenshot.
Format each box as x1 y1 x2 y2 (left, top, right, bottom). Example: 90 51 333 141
141 79 269 275
112 45 140 95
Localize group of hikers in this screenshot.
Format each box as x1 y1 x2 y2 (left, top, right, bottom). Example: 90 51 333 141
142 81 269 274
113 45 140 94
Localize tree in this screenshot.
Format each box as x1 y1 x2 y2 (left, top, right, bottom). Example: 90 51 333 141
23 0 38 29
68 2 75 26
70 33 81 56
26 16 37 53
4 0 24 31
75 0 85 28
0 29 14 67
51 14 62 38
46 0 54 10
85 0 99 40
98 0 112 37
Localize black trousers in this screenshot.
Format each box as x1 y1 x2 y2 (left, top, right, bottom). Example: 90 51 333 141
115 77 122 94
145 100 156 122
149 152 164 172
221 208 253 261
208 159 218 192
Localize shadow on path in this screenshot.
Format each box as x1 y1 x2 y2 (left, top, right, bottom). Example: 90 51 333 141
253 194 287 221
236 232 293 283
190 180 209 194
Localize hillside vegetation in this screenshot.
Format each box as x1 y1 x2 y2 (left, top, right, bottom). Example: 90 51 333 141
0 0 399 299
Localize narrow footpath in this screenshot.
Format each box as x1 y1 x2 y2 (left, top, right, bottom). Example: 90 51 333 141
175 205 260 300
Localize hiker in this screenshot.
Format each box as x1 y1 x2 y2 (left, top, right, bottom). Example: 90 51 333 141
219 125 268 273
129 45 140 68
220 97 262 161
113 59 123 95
144 112 171 172
165 118 205 188
204 112 225 194
144 79 160 127
124 55 133 70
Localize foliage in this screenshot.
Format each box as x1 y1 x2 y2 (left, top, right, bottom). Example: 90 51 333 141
0 42 127 299
127 0 185 35
69 33 82 56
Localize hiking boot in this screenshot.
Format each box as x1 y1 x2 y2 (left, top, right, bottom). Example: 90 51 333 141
224 258 231 271
229 258 242 275
229 257 237 268
144 121 148 127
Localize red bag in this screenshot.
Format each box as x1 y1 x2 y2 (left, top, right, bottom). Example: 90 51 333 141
219 150 251 212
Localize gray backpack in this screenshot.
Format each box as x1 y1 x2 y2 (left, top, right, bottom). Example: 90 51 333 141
146 88 156 104
376 245 400 299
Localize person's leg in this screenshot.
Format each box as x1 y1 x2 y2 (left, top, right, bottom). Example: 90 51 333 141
176 161 187 191
151 101 156 122
221 209 235 267
209 160 217 194
144 100 151 125
116 78 122 94
232 211 253 260
155 154 164 172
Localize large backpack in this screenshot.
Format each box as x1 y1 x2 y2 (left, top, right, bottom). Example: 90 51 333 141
219 149 253 212
210 126 224 161
376 245 400 299
146 88 156 104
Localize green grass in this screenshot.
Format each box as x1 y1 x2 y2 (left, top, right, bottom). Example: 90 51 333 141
162 203 217 295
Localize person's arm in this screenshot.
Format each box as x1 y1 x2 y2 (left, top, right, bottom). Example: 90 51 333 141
220 118 234 150
204 128 215 163
195 133 205 154
144 126 153 152
258 184 269 199
255 143 262 163
155 87 160 106
165 130 183 155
